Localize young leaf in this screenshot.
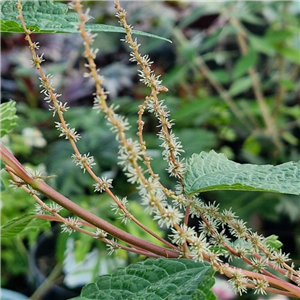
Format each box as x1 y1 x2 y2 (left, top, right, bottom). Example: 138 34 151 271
0 0 171 42
0 100 18 137
184 150 300 195
70 258 216 300
264 235 283 252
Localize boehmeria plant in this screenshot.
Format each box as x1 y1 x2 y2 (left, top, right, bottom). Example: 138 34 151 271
1 0 300 299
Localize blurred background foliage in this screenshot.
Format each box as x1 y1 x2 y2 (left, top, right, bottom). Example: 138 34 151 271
1 1 299 299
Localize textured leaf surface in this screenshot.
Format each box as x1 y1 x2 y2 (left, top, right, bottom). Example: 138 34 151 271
0 100 18 137
0 0 170 42
70 258 216 300
184 150 300 195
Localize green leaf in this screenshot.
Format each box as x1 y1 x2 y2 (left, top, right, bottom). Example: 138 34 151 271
70 258 216 300
277 46 300 64
184 150 300 195
228 76 252 97
265 28 294 44
0 0 171 42
1 213 35 238
0 100 18 137
232 50 257 79
248 34 276 56
264 235 283 252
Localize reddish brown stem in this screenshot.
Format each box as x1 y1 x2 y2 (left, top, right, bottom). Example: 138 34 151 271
0 143 178 258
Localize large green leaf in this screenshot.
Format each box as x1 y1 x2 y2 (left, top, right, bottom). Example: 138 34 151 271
70 258 216 300
0 100 18 138
184 150 300 195
0 0 171 42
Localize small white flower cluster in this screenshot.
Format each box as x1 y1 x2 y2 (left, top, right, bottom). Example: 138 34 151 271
34 202 62 215
39 74 54 94
270 249 291 269
72 153 96 172
190 233 211 262
107 111 131 137
94 228 108 239
170 224 196 245
49 101 69 117
34 203 47 215
55 122 81 142
93 177 113 193
252 278 269 295
118 139 143 170
228 269 248 295
153 205 184 228
44 92 62 107
107 238 120 255
31 53 45 67
61 217 82 235
111 197 130 224
138 177 166 212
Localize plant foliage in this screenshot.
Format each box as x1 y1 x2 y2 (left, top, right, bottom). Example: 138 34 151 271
184 150 300 195
0 0 171 42
70 258 216 300
1 213 50 238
